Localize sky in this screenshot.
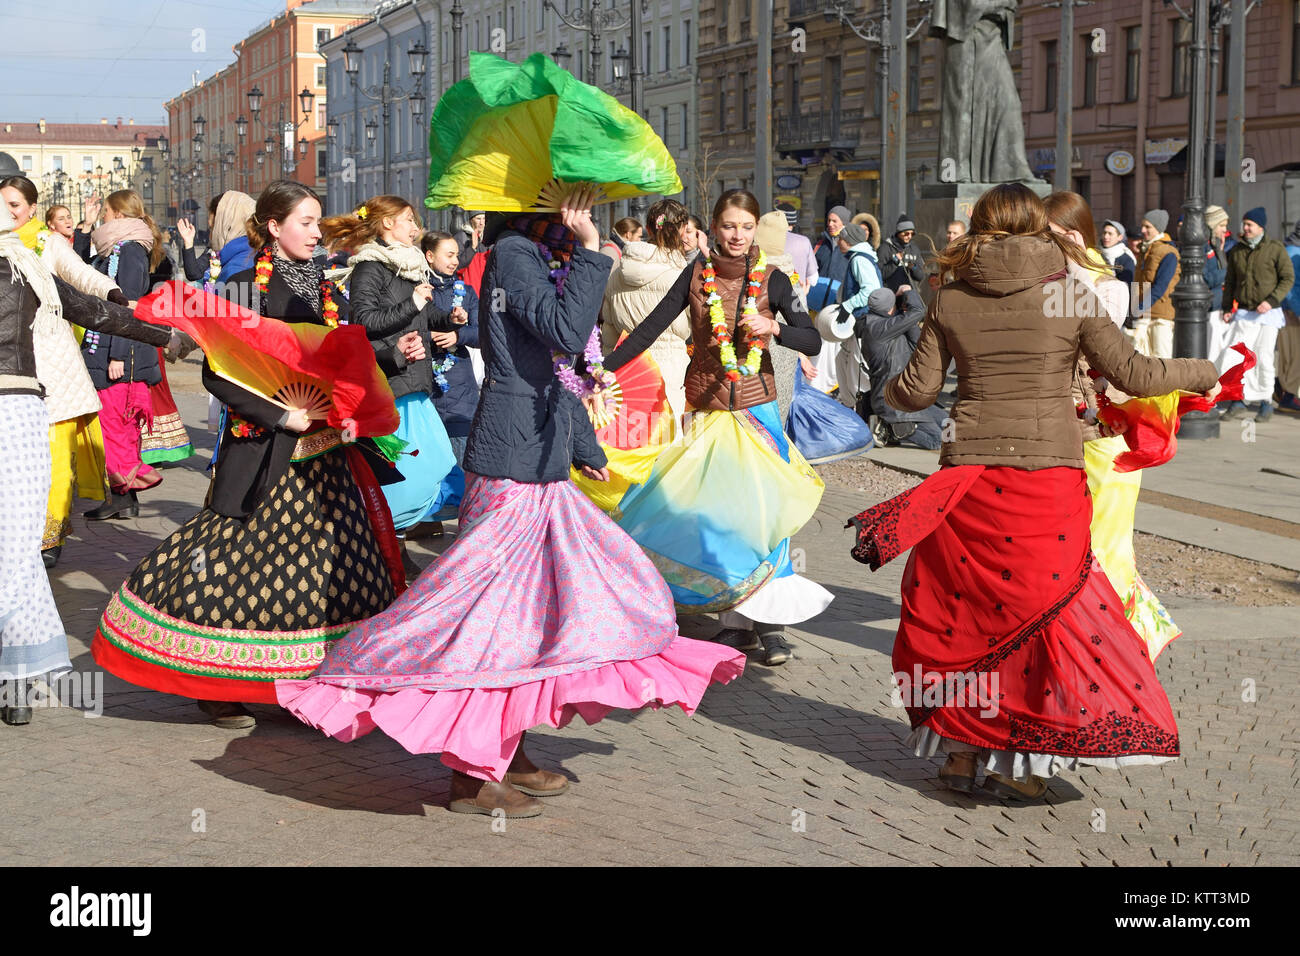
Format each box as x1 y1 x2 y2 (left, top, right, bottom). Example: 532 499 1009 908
0 0 293 125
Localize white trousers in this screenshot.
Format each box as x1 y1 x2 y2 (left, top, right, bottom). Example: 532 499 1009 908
1217 312 1281 403
1131 316 1174 358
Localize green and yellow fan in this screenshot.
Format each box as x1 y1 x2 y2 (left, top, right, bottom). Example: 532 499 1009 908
426 52 682 212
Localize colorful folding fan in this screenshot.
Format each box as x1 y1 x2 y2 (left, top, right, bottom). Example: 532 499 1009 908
135 281 400 437
426 52 682 212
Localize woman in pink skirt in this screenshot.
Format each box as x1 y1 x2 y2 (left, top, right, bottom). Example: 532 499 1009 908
278 190 745 818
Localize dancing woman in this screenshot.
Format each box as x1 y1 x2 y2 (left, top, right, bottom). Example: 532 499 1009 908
603 189 830 667
1044 191 1181 660
92 181 404 730
277 189 745 818
849 185 1220 800
321 195 462 549
0 176 186 566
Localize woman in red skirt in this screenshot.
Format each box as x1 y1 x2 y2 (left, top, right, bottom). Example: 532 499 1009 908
850 184 1222 800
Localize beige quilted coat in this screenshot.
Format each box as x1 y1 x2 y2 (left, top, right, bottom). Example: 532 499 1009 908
35 232 121 423
601 241 692 418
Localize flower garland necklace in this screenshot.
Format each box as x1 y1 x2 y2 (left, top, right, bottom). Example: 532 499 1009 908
255 243 339 326
536 241 618 420
702 248 768 380
431 277 465 391
205 248 221 292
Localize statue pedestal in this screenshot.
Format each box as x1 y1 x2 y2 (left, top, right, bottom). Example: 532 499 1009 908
914 182 1052 256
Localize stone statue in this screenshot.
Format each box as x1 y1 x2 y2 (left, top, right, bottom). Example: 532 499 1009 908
930 0 1037 184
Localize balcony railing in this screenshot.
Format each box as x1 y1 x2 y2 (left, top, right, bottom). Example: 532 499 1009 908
788 0 837 18
776 109 862 152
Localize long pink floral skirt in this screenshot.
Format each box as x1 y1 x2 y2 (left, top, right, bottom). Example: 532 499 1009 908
277 473 745 780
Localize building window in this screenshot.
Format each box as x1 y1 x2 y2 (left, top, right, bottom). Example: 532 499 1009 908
1082 33 1097 107
660 106 669 146
608 40 615 84
317 102 327 129
52 155 63 171
683 20 691 65
83 155 93 171
643 30 651 74
1072 175 1091 205
1171 18 1190 97
536 0 544 31
1293 1 1300 84
719 0 728 44
740 71 750 129
908 41 920 113
787 62 800 116
681 103 689 150
662 25 671 71
21 155 32 171
1044 40 1057 111
508 4 516 40
316 27 331 50
826 56 842 116
316 64 327 87
1124 25 1141 102
317 148 327 180
1119 168 1136 228
715 75 725 129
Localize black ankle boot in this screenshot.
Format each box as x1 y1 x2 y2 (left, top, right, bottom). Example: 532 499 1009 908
85 489 139 521
1 680 33 726
42 545 62 568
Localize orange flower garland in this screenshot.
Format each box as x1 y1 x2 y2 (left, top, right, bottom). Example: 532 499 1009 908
254 244 339 328
702 249 767 381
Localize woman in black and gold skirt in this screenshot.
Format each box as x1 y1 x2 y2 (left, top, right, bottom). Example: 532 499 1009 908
91 181 405 729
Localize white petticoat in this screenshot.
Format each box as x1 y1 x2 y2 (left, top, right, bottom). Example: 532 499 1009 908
907 725 1175 782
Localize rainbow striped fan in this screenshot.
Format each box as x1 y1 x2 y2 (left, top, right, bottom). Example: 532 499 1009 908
426 52 682 212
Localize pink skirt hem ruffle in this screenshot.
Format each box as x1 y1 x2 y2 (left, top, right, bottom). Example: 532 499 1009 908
275 637 745 780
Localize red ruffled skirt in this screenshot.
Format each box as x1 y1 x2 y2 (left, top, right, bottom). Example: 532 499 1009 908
849 466 1179 770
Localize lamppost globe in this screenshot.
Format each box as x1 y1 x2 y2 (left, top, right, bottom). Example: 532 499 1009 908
409 90 426 120
612 46 629 81
157 134 168 155
132 146 142 163
299 87 315 116
263 133 275 155
192 114 206 138
342 37 362 78
247 86 263 116
326 117 340 142
365 119 378 143
255 150 265 167
236 115 248 139
551 43 572 68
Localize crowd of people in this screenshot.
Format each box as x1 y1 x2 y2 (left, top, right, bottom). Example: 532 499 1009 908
0 158 1265 818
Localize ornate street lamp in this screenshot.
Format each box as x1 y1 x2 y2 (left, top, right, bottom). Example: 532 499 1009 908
192 114 206 139
364 118 378 144
326 116 340 142
157 133 169 155
407 40 428 77
236 115 248 139
551 43 572 69
299 87 316 116
247 86 264 116
342 38 362 78
611 46 629 81
255 150 265 167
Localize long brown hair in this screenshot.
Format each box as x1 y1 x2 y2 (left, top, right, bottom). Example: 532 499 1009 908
1042 191 1099 252
0 175 38 206
105 189 167 270
935 183 1093 283
711 188 761 227
320 194 416 253
645 198 690 253
245 180 321 251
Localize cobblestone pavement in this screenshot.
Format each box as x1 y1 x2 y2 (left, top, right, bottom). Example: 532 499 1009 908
5 356 1296 866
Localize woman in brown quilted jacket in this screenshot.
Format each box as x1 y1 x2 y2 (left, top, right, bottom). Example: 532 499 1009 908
849 184 1222 801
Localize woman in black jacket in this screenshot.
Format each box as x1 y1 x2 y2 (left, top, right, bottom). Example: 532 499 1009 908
278 190 745 819
322 196 463 551
90 181 404 731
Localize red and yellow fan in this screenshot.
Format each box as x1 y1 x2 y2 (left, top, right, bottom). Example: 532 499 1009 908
135 281 399 436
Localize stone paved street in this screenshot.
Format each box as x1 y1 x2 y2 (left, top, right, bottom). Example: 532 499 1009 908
5 356 1298 866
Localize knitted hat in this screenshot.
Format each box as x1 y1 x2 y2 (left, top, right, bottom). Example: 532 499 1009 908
895 214 916 233
1142 209 1169 234
838 222 868 247
828 205 852 228
1243 206 1267 228
755 211 791 257
1204 205 1228 230
867 288 897 315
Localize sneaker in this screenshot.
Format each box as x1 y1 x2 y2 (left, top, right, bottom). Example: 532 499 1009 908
760 632 793 666
1218 401 1246 420
1255 401 1274 422
713 627 761 651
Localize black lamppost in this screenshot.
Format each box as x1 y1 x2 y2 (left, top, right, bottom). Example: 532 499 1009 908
1168 0 1218 439
242 83 316 181
341 36 427 194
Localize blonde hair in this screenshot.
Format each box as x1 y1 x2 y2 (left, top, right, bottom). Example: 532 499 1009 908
105 189 167 270
320 194 417 253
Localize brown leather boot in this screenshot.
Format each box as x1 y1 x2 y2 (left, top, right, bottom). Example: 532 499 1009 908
448 770 543 817
503 732 570 796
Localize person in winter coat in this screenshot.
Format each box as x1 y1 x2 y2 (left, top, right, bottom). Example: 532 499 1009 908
601 199 696 422
858 287 945 449
1098 220 1136 286
599 217 643 261
1133 209 1181 358
1218 206 1295 422
456 210 485 266
83 191 172 514
1201 205 1232 361
837 222 882 317
421 229 482 463
323 195 463 554
878 214 927 293
811 204 852 309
